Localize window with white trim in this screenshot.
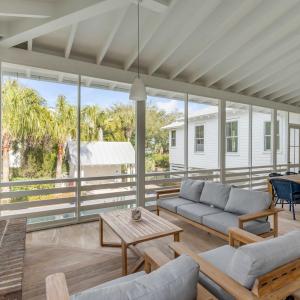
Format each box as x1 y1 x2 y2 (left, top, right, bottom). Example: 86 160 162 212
264 121 279 151
194 125 204 152
171 130 176 147
226 121 238 153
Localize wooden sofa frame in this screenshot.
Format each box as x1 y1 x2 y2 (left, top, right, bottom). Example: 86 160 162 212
170 228 300 300
46 247 208 300
156 188 282 241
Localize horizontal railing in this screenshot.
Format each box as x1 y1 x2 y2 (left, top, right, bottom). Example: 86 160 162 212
0 163 297 231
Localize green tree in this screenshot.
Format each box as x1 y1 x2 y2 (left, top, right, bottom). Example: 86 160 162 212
51 95 76 179
104 104 135 144
1 80 48 187
80 105 106 141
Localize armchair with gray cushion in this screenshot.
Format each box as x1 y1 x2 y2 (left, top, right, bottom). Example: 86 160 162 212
170 228 300 300
46 249 200 300
157 179 282 240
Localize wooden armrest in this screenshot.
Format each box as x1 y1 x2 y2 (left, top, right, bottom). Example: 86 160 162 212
239 208 283 223
228 227 264 246
156 188 180 199
144 247 170 273
169 242 258 300
46 273 70 300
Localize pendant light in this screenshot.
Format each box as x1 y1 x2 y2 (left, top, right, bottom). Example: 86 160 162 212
129 0 147 101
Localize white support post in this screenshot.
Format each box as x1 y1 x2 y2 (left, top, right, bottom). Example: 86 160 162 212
184 93 188 178
135 100 145 207
248 105 253 189
0 61 2 183
287 113 290 172
272 109 277 172
219 100 226 183
76 74 81 221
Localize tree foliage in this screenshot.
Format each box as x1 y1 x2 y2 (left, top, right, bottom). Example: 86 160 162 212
1 80 181 181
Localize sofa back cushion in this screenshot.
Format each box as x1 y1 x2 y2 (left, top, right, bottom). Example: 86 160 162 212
224 188 271 216
199 182 231 209
71 254 199 300
179 179 204 202
227 230 300 289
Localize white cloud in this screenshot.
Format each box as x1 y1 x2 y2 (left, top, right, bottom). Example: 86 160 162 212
155 100 183 113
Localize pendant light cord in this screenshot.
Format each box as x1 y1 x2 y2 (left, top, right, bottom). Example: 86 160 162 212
138 0 140 78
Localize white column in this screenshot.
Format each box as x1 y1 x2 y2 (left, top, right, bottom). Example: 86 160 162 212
272 109 277 172
136 100 145 207
184 93 188 178
76 74 81 222
248 105 253 189
218 100 226 183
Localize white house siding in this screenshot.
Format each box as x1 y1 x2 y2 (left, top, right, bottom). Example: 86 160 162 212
167 110 288 170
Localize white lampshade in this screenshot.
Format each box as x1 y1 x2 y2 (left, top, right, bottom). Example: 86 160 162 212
129 76 147 101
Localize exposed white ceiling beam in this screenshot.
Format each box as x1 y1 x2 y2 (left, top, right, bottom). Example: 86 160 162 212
58 73 64 82
169 0 260 80
283 95 300 105
267 82 300 101
131 0 169 13
245 61 300 97
0 0 130 48
225 39 300 93
1 47 299 113
0 0 54 18
96 6 129 65
65 24 78 58
27 40 33 51
148 0 221 75
188 0 296 84
124 0 178 71
205 1 300 87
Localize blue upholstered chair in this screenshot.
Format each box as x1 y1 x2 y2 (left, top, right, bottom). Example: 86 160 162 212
270 178 300 220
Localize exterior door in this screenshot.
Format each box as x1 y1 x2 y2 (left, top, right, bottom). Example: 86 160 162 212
289 125 300 172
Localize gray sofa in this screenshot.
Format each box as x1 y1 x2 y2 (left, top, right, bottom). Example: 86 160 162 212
171 228 300 300
157 179 281 239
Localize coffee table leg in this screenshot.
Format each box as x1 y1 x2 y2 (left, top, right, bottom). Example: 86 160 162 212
122 242 128 276
174 232 180 242
99 217 104 246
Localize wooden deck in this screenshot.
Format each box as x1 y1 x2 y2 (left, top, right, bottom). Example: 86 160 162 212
23 207 300 300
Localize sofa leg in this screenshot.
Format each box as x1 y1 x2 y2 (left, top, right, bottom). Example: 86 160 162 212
156 208 159 216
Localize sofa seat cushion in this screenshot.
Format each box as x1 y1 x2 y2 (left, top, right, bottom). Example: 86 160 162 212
202 212 270 235
225 188 271 217
177 203 223 224
198 245 235 300
228 230 300 289
199 182 231 209
179 179 204 202
157 197 194 213
71 254 199 300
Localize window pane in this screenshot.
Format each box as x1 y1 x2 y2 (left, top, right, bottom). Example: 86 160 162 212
145 92 184 173
188 96 219 174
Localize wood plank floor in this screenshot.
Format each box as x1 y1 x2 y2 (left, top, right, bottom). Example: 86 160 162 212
23 206 300 300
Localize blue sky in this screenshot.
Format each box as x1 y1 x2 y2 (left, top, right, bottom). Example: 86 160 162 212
3 76 208 113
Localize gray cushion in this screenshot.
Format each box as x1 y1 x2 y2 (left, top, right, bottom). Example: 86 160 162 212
225 188 271 216
72 254 199 300
157 197 194 213
228 230 300 289
202 212 270 235
177 203 223 224
198 245 236 300
199 182 231 209
179 179 204 202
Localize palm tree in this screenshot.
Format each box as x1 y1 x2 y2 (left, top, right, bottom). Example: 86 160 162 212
51 95 76 179
1 80 48 188
80 105 105 141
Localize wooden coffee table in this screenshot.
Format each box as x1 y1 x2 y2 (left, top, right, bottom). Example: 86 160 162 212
99 207 183 275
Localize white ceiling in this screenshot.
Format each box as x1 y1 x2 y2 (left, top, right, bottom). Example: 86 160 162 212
2 0 300 106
